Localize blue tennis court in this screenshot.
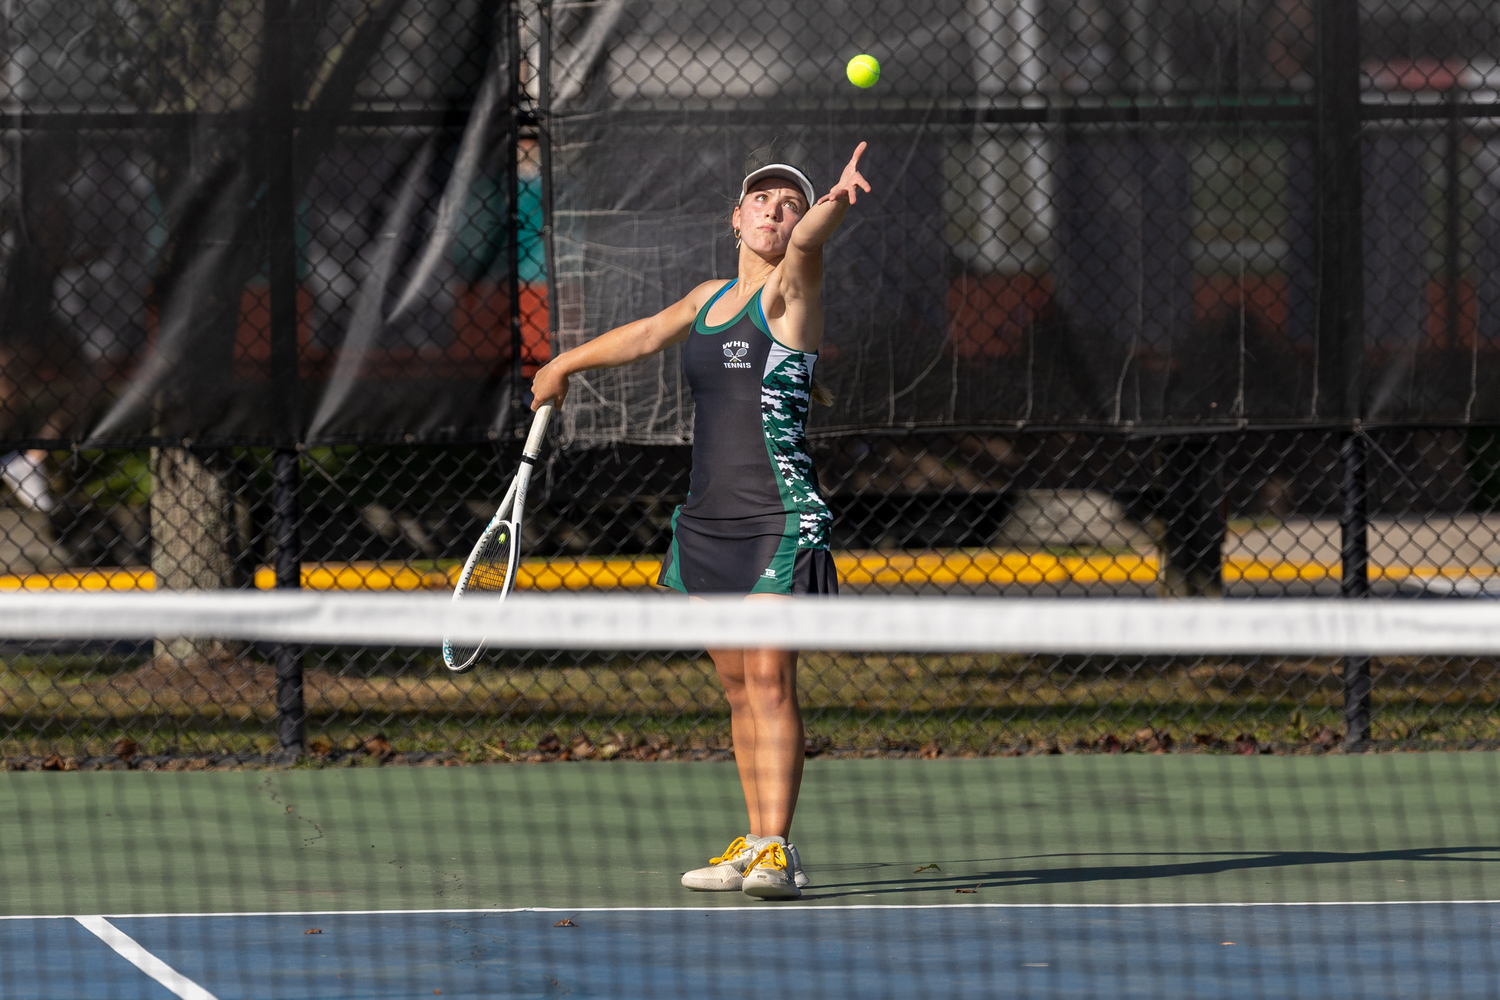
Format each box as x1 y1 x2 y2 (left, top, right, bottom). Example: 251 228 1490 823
6 903 1500 999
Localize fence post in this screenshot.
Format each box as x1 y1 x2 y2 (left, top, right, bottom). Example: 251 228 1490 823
272 450 304 755
1314 0 1363 416
265 0 304 758
1339 431 1371 744
538 0 557 349
507 0 525 438
1316 0 1369 748
1444 88 1462 354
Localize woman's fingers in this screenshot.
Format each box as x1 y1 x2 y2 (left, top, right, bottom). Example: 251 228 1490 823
842 169 871 203
846 148 865 176
819 147 871 205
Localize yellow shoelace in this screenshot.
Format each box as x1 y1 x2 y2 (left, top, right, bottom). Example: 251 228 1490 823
709 836 751 865
743 843 789 874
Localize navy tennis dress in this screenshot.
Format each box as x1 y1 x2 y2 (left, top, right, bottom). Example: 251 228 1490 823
658 280 838 596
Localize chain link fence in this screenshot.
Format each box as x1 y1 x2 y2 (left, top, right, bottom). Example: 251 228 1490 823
4 0 1500 766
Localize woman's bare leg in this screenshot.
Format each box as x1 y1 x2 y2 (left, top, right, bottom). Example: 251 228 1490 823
739 645 803 838
707 644 804 839
707 646 763 834
699 591 805 840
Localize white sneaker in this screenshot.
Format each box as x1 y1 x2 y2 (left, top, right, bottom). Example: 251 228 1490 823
787 842 809 889
741 838 801 900
681 835 761 891
1 452 54 512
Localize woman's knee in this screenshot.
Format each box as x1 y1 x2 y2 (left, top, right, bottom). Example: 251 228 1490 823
721 680 753 714
742 656 797 709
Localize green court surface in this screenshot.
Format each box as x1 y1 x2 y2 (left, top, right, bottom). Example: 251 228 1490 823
5 753 1498 918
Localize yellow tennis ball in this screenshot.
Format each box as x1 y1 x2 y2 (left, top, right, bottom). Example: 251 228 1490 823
846 54 880 89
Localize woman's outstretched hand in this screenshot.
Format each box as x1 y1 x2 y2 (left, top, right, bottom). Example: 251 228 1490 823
817 142 871 206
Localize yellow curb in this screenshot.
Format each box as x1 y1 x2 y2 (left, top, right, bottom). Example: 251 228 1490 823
0 552 1492 593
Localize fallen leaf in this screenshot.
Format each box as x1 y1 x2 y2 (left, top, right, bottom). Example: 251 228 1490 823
554 918 576 927
569 735 595 759
113 738 138 763
307 737 333 757
535 732 562 753
954 887 976 894
914 863 941 873
362 734 394 761
920 742 942 759
305 929 322 935
1233 734 1258 756
1312 726 1339 749
1221 941 1234 946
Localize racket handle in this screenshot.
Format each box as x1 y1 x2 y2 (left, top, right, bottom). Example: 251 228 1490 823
523 402 554 460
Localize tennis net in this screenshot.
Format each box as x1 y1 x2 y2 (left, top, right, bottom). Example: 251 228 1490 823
4 592 1500 999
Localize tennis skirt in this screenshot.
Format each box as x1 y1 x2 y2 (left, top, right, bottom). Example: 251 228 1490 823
657 510 838 596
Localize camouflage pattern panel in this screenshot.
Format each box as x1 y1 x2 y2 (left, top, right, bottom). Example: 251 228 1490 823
761 341 832 550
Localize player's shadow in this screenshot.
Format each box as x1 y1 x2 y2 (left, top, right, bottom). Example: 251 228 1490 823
799 846 1500 901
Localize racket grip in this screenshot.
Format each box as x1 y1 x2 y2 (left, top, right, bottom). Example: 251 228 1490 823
523 402 554 460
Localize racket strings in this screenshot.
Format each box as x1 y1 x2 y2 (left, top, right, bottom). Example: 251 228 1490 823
465 531 514 594
445 524 517 670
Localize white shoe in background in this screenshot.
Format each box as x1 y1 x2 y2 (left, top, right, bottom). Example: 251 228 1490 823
2 452 55 512
786 841 809 888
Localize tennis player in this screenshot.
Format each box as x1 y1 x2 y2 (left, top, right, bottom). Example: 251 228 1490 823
529 144 870 900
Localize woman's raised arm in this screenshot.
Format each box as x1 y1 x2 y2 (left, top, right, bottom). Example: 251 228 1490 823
789 142 870 259
761 143 871 352
530 280 722 409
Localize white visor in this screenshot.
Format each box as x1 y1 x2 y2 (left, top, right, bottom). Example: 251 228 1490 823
739 164 816 209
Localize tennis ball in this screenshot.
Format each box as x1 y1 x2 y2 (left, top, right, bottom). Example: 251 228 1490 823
846 54 880 89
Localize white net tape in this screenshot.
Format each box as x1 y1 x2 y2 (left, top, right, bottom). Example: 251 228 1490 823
1 592 1498 654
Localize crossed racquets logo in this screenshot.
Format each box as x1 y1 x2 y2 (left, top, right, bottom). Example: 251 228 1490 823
723 343 748 362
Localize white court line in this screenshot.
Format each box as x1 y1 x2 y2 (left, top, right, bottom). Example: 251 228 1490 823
74 916 220 1000
1 899 1492 921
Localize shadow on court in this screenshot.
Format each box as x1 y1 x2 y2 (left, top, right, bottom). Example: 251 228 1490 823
800 845 1500 900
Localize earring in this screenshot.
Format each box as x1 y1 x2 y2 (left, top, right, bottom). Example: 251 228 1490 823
734 228 742 249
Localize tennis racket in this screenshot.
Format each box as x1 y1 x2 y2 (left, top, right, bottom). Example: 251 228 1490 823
443 401 553 672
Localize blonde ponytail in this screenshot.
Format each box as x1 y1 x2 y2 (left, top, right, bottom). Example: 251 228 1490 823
810 377 834 407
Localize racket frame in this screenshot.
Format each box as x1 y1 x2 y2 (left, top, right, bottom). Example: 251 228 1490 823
443 403 553 672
